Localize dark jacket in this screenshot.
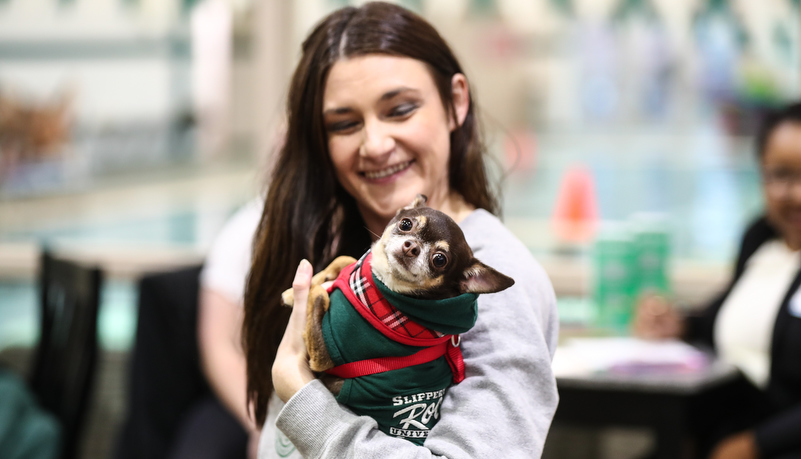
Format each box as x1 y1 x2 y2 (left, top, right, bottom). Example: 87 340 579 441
685 216 801 457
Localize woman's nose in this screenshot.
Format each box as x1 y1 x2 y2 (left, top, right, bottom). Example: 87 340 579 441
359 119 395 158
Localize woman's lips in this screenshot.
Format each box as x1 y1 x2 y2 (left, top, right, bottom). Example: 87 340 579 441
362 160 414 180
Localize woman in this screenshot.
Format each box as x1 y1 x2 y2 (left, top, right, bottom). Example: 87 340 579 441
243 3 559 458
634 102 801 459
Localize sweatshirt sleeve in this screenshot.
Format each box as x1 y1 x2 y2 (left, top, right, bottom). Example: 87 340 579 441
274 211 560 458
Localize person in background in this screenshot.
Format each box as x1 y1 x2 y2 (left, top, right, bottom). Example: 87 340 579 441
242 3 559 458
634 102 801 459
167 198 263 459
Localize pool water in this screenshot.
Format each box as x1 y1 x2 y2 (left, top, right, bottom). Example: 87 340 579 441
0 280 137 352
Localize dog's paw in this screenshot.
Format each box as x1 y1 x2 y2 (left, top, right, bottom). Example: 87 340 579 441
281 288 294 307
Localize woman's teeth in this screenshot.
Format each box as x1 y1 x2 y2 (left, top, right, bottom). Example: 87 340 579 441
363 161 412 179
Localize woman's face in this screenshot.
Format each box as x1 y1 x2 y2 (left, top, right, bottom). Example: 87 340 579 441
762 121 801 250
322 54 465 234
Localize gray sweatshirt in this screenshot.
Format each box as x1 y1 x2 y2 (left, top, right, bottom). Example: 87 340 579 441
260 209 560 458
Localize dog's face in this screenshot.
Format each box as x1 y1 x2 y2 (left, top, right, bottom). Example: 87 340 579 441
371 195 514 299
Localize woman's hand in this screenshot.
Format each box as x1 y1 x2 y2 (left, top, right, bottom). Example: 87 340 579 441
631 293 685 340
272 259 316 403
709 431 758 459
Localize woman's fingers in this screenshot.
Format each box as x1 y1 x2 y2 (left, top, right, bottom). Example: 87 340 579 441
287 259 313 341
272 259 316 402
291 259 313 310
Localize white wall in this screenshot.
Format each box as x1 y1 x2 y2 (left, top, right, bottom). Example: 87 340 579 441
0 0 188 125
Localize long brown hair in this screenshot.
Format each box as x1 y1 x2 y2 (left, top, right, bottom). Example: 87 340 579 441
243 1 499 425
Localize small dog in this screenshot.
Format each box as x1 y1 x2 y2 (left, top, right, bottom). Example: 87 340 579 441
282 195 514 443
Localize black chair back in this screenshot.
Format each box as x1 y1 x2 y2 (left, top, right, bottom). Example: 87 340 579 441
113 265 209 459
29 251 102 459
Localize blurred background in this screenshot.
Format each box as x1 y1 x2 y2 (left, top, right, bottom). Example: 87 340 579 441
0 0 798 458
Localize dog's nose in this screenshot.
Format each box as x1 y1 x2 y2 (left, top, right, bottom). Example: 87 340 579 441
402 240 420 257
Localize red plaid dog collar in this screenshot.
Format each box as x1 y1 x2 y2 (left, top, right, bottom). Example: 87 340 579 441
326 252 465 382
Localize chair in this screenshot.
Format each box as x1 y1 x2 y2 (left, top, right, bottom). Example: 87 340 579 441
113 265 210 459
29 251 103 459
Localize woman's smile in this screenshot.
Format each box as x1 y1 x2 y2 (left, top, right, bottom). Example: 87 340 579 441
361 160 415 181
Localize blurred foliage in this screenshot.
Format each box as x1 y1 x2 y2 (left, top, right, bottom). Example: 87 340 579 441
693 0 749 50
611 0 660 24
549 0 572 16
469 0 497 15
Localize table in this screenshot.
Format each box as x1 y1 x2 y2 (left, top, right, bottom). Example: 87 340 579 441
553 356 740 459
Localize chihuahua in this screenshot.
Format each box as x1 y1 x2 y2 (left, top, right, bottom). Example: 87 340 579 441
282 194 514 443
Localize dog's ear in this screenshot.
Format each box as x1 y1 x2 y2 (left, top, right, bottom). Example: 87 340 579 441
460 260 515 294
395 194 428 216
405 194 428 209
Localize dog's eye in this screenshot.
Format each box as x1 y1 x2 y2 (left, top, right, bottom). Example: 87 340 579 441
398 218 413 232
431 252 448 269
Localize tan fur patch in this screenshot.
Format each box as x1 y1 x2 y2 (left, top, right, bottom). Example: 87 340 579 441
435 241 449 252
416 216 427 229
465 265 483 278
415 275 444 290
371 242 391 279
381 275 442 294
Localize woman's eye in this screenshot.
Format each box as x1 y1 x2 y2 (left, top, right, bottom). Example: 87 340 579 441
327 121 360 133
399 218 413 232
389 103 417 118
432 252 448 269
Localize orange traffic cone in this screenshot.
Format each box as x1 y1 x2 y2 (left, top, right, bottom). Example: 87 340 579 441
552 164 599 244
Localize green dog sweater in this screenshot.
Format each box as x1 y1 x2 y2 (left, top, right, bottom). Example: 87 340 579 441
321 252 478 445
